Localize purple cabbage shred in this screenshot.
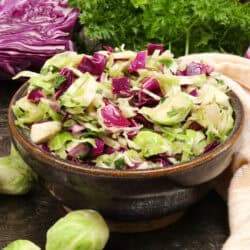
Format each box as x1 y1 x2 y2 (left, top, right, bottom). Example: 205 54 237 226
204 141 220 153
78 52 107 76
67 143 89 159
91 138 105 157
132 114 153 128
179 62 214 76
55 68 77 100
105 146 116 155
101 104 130 127
189 88 198 97
39 144 50 152
188 121 204 131
27 89 44 102
103 45 114 53
142 77 163 97
147 43 164 55
112 77 131 96
129 51 147 73
244 47 250 59
67 124 85 135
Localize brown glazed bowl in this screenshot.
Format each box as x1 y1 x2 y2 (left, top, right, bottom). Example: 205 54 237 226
8 82 244 231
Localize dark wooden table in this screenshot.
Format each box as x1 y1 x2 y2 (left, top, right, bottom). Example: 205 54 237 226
0 83 229 249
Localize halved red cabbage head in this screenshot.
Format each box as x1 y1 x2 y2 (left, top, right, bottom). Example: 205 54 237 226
27 89 44 102
0 0 79 80
101 104 130 127
147 43 164 55
91 138 105 157
112 77 131 96
181 62 214 76
129 51 147 73
55 67 77 100
78 52 107 76
244 47 250 59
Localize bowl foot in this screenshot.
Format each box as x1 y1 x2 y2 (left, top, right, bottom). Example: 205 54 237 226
64 205 184 233
107 211 185 233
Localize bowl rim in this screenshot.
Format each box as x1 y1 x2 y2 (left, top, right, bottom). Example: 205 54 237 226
8 80 245 179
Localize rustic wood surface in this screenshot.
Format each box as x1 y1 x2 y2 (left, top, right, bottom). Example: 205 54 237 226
0 83 229 249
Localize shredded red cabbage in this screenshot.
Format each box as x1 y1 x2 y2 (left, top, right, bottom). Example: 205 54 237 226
149 155 171 167
130 89 159 107
188 121 204 131
132 114 153 128
78 52 107 76
158 153 182 161
112 77 131 96
105 146 116 155
61 112 70 123
127 130 139 139
103 45 114 53
101 104 130 127
27 89 44 102
39 144 50 152
67 124 85 135
129 51 147 73
55 68 77 100
50 103 60 112
67 144 89 159
142 77 163 97
204 141 220 153
91 138 105 157
0 0 79 80
126 162 142 170
179 62 214 76
244 47 250 59
103 98 111 106
189 88 198 97
147 43 164 55
157 159 171 167
175 70 185 76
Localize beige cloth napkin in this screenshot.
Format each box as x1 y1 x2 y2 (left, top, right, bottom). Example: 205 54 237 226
179 53 250 250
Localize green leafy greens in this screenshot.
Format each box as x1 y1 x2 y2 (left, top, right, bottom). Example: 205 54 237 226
69 0 250 56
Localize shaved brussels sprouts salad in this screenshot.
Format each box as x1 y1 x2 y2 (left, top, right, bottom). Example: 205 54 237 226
12 44 234 170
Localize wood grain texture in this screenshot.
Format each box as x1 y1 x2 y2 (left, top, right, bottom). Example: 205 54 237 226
0 83 229 249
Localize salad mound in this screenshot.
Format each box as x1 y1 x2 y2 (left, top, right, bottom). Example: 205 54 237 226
12 45 234 170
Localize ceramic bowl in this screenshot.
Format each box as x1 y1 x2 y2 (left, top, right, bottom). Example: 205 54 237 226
8 82 244 231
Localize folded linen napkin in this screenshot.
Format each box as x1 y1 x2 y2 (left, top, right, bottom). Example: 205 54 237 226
179 53 250 250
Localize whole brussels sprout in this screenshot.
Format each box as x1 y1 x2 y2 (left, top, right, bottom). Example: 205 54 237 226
46 210 109 250
3 239 41 250
0 145 36 195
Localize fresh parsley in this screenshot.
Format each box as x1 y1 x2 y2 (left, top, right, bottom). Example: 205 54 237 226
69 0 250 56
